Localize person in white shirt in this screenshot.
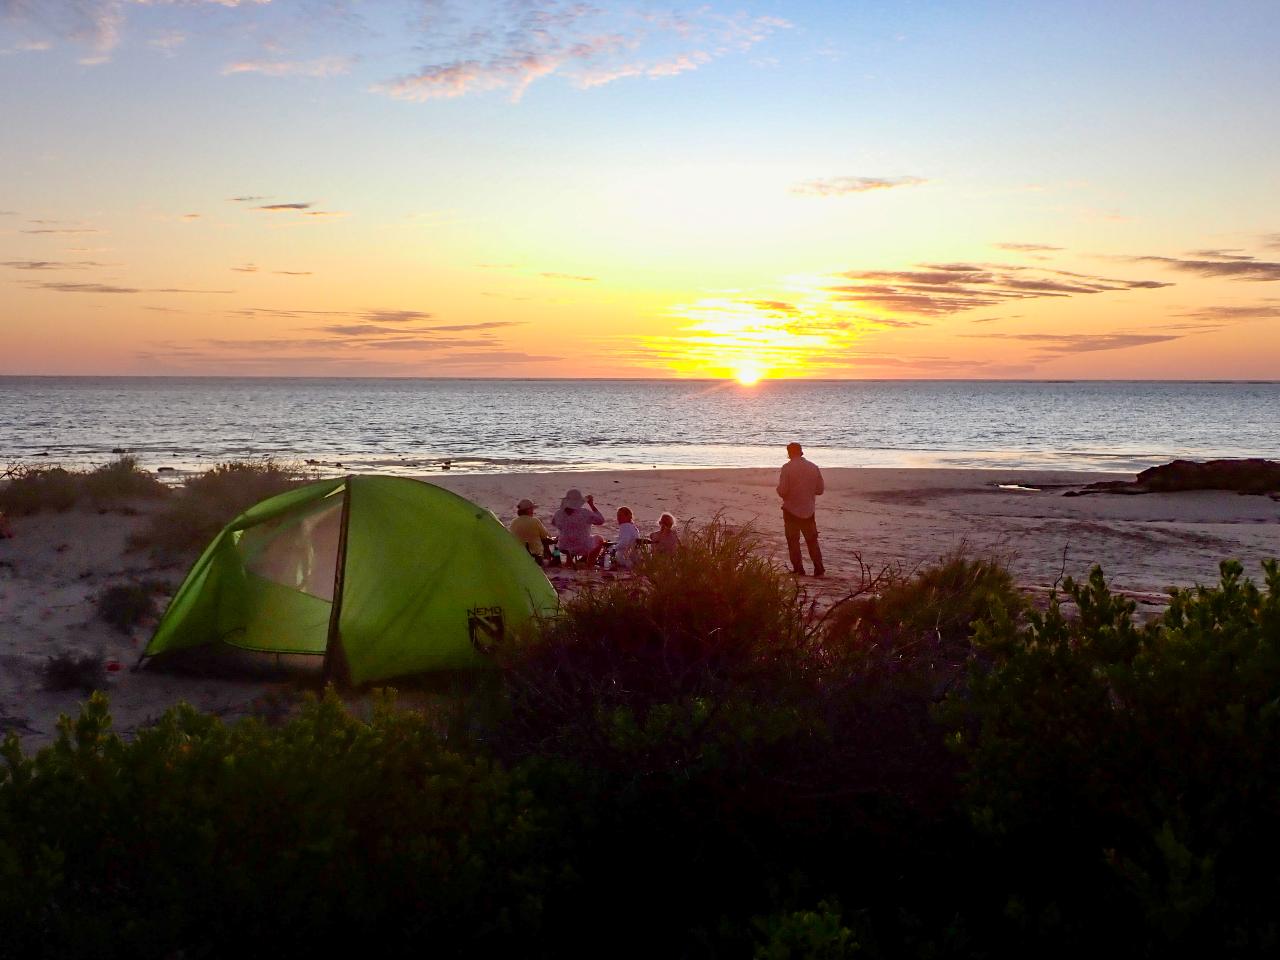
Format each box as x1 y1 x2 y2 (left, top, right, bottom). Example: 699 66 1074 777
776 441 825 577
613 506 641 569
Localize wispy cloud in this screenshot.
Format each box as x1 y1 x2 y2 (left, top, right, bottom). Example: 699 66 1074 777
1128 254 1280 281
228 195 270 203
1177 304 1280 322
791 175 927 197
256 202 312 211
374 2 788 103
0 0 271 62
365 309 432 324
0 38 52 55
2 259 106 270
135 300 544 372
968 332 1182 358
149 29 186 54
540 271 597 282
1184 248 1255 261
222 55 354 78
20 227 100 235
34 281 233 294
995 242 1063 253
828 262 1172 316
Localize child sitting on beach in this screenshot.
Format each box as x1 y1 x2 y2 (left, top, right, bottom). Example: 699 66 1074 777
613 506 641 569
650 513 679 555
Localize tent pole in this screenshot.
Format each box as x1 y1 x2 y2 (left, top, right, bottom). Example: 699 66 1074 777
321 478 353 686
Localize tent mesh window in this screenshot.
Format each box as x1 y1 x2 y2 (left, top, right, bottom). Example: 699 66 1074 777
236 493 344 602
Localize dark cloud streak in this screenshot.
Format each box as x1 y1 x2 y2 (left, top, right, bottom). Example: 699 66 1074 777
1129 255 1280 281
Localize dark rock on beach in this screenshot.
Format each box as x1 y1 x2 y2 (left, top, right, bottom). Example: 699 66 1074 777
1067 458 1280 497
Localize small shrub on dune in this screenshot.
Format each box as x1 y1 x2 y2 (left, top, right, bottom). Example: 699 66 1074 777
40 651 107 695
80 455 167 504
0 466 79 515
0 458 165 516
133 458 308 558
96 580 169 632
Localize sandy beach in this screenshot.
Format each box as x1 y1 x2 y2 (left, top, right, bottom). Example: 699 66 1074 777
3 466 1278 749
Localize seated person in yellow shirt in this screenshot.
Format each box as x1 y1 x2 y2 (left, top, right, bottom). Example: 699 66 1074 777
509 498 553 564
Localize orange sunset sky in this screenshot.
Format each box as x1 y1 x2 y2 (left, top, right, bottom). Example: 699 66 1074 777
2 0 1279 380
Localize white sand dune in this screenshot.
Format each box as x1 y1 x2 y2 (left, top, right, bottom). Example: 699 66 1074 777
2 467 1277 749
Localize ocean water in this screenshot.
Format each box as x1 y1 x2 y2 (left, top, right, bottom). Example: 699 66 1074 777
1 378 1276 476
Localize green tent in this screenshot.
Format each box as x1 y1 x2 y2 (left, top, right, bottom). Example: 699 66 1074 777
142 475 557 684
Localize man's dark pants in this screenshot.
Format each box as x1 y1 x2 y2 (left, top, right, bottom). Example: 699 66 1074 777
783 508 824 575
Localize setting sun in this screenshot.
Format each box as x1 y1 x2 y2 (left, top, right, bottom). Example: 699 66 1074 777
734 364 763 386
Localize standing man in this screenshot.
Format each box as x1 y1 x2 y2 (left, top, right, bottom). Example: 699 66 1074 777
776 442 825 577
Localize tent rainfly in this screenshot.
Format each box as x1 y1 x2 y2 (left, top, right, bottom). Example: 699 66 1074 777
141 475 558 684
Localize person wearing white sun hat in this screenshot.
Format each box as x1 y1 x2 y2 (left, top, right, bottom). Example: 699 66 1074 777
552 488 606 567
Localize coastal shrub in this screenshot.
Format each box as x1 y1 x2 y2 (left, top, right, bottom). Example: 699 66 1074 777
0 458 165 516
490 535 1009 955
0 466 80 515
781 552 1024 811
496 517 813 765
40 651 107 695
824 550 1021 653
0 691 557 960
944 559 1280 955
80 455 167 504
488 519 826 948
96 580 168 632
132 458 308 558
752 901 864 960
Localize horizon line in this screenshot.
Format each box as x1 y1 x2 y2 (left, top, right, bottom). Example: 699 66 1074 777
1 375 1279 385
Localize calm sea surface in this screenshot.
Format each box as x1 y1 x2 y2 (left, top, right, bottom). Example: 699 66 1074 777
2 378 1276 476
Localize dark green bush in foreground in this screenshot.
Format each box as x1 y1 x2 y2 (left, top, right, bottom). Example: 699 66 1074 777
3 542 1279 958
0 692 555 960
945 559 1280 955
